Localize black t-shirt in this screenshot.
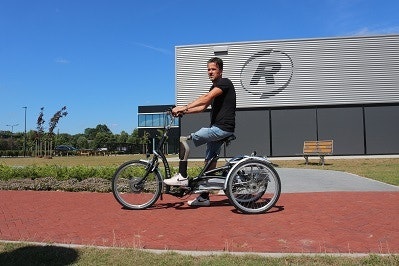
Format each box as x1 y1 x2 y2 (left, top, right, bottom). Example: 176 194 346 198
210 77 236 132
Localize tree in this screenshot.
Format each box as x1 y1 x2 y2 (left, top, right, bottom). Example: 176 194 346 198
76 135 89 149
140 131 150 154
54 133 73 147
25 130 37 156
35 107 45 157
84 128 97 140
84 124 111 140
0 138 7 150
49 106 68 134
117 131 129 143
47 106 68 157
34 106 68 158
127 129 140 144
95 124 112 134
92 132 111 149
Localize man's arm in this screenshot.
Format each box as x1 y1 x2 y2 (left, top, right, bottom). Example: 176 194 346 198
173 87 223 116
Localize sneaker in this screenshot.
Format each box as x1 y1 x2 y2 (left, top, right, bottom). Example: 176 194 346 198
188 195 210 207
163 173 188 186
217 190 225 195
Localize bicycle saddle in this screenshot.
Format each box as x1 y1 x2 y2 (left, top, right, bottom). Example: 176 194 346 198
223 134 236 146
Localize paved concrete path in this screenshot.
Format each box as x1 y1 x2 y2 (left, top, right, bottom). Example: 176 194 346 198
0 168 398 254
277 168 399 193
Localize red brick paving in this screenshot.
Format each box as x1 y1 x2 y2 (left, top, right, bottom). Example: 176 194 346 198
0 190 398 254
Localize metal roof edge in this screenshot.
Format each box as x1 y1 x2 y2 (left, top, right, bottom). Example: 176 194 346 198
174 33 399 49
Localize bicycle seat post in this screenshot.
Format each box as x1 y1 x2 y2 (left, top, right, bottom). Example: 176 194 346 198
223 142 227 158
223 134 236 159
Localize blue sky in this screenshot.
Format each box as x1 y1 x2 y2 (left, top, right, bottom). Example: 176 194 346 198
1 0 398 135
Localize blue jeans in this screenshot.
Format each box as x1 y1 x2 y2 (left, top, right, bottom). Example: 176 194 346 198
190 126 233 161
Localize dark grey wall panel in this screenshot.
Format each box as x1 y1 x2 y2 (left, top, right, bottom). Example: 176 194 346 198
233 110 270 157
364 106 399 154
271 109 317 156
317 107 365 155
179 105 399 157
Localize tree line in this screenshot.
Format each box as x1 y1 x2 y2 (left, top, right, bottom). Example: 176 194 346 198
0 125 149 157
0 106 151 157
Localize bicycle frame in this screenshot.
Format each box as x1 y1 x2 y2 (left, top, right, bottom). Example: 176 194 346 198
142 110 232 194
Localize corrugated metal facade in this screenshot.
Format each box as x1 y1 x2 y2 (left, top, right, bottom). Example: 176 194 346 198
175 35 399 157
176 35 399 108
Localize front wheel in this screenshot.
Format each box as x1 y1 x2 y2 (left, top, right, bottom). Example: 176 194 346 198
225 159 281 214
112 160 163 210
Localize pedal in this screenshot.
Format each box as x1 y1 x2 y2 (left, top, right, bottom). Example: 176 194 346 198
167 187 191 197
193 189 208 194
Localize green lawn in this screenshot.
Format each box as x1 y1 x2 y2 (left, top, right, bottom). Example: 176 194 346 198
0 242 398 266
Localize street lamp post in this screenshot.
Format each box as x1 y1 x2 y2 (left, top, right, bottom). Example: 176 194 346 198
6 123 19 150
22 107 27 157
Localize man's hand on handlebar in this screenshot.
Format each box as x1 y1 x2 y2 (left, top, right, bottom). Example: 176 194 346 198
171 105 187 117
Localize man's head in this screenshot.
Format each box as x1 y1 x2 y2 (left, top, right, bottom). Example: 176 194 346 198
208 57 223 71
207 57 223 82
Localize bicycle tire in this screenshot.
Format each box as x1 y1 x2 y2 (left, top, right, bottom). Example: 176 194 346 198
225 158 281 214
112 160 163 210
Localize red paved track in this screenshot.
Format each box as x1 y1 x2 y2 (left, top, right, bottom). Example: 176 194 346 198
1 190 398 254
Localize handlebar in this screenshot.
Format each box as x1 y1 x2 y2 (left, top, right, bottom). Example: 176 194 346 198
167 106 185 118
164 107 177 130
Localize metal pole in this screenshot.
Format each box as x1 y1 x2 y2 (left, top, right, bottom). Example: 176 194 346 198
23 107 27 157
6 123 19 151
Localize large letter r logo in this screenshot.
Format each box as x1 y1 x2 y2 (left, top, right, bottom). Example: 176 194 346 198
250 61 282 86
240 49 293 99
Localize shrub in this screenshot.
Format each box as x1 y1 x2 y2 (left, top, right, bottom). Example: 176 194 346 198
0 164 203 192
0 164 118 192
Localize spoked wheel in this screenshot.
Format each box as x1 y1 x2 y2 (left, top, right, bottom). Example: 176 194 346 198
225 159 281 214
112 160 163 210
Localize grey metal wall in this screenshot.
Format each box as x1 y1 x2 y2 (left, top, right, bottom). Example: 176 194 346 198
182 104 398 157
176 35 399 109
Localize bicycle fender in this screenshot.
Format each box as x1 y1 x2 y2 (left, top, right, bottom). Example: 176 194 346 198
223 156 270 190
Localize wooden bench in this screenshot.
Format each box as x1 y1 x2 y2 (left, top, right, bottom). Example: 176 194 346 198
303 140 333 165
79 149 93 156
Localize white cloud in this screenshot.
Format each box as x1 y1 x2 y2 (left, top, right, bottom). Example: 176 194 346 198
351 26 399 36
55 57 70 64
130 42 172 55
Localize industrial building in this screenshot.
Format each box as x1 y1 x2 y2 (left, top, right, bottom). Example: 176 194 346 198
174 34 399 158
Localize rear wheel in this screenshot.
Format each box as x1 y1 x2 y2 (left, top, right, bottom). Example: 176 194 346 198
225 159 281 214
112 160 162 210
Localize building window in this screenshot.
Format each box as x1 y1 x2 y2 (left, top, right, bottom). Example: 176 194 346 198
138 112 179 128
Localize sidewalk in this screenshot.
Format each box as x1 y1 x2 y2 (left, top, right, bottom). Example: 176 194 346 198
0 169 398 254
